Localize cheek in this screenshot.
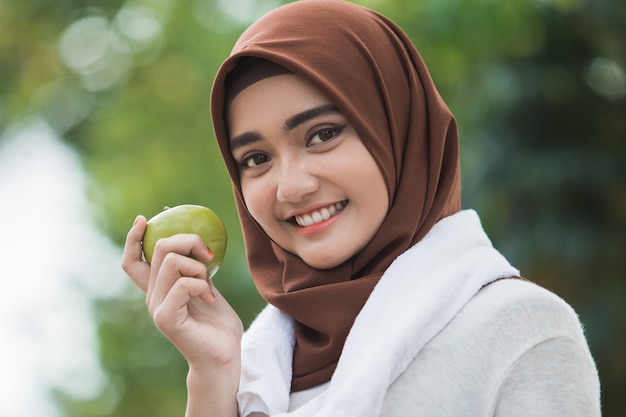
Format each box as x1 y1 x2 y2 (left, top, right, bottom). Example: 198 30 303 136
241 180 273 226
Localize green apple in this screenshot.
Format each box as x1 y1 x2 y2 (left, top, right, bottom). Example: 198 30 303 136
142 204 227 279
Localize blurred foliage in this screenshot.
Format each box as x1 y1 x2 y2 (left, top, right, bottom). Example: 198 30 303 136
1 0 624 416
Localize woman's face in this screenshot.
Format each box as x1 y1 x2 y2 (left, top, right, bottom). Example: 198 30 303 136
227 74 389 269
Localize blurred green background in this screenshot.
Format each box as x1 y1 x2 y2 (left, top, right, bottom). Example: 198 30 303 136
0 0 624 415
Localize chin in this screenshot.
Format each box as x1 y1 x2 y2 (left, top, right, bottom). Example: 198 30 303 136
302 255 346 270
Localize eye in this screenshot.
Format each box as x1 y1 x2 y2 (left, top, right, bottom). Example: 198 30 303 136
308 125 345 146
240 153 270 169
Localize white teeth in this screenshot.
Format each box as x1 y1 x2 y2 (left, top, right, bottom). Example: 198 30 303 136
312 211 323 223
295 201 346 227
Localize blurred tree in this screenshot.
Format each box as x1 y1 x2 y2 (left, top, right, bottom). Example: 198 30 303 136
1 0 624 416
2 0 266 415
469 4 626 413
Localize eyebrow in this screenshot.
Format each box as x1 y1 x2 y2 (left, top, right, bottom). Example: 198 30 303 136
284 104 340 131
230 131 262 154
229 104 341 154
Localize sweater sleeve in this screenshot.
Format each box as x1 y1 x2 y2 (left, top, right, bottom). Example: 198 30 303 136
378 279 601 417
494 335 601 417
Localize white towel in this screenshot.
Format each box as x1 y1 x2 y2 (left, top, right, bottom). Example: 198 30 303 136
238 209 520 417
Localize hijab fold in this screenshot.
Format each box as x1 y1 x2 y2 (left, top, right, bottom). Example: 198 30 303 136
210 0 461 391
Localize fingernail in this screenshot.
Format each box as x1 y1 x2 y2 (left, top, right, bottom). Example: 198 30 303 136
206 246 214 258
207 278 216 301
133 216 140 226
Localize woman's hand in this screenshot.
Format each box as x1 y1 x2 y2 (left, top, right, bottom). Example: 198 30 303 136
121 214 243 386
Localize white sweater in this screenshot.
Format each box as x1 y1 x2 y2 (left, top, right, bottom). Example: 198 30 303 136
289 279 601 416
238 211 601 416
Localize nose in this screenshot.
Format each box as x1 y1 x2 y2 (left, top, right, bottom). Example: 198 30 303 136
276 156 318 203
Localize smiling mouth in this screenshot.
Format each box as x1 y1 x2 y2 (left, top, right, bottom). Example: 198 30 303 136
294 200 347 227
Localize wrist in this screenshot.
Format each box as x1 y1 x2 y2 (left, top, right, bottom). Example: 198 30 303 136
185 359 240 417
187 357 240 389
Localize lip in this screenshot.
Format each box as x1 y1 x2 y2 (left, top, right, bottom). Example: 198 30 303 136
286 200 347 236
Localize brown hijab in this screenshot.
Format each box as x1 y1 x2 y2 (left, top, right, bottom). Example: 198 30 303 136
210 0 461 391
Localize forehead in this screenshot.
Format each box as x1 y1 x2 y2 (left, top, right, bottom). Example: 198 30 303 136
227 74 334 133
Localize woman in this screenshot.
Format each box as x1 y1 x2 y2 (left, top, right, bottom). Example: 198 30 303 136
122 1 601 416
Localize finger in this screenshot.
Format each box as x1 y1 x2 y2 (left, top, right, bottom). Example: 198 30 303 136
147 252 208 314
148 233 212 278
121 215 150 292
146 233 212 306
152 277 213 334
